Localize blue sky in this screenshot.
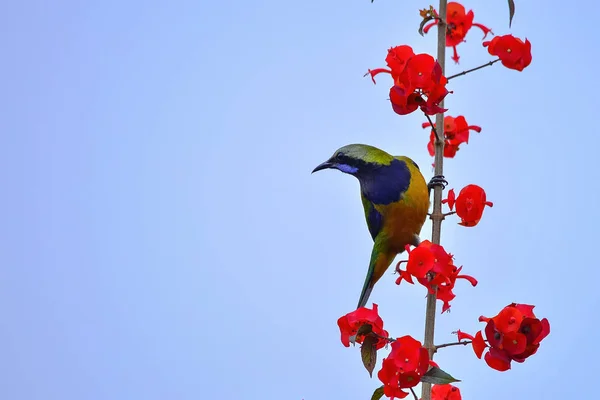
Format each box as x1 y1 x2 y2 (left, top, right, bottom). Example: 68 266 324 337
1 0 598 399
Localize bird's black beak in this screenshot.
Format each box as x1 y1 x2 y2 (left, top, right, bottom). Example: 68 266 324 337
312 160 334 174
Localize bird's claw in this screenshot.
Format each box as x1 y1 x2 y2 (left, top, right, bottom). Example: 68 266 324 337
428 175 448 191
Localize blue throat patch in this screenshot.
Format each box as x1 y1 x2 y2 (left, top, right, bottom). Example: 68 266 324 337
359 159 411 205
336 164 359 174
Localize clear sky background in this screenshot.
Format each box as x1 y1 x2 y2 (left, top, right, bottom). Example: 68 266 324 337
1 1 598 399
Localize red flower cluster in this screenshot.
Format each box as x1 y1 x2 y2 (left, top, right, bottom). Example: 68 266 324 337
484 34 532 71
457 303 550 371
366 45 450 116
432 384 462 400
377 335 431 399
423 115 482 158
423 2 492 63
337 303 389 349
395 240 477 313
443 185 493 227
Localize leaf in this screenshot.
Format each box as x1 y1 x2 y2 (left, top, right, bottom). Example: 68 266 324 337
508 0 515 27
418 15 436 36
350 323 372 345
361 335 378 377
370 386 385 400
420 366 461 384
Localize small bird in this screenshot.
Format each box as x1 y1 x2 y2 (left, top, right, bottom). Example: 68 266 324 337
312 144 441 309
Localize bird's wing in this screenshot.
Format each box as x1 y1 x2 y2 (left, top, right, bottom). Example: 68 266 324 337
360 192 383 241
356 238 394 309
394 155 420 170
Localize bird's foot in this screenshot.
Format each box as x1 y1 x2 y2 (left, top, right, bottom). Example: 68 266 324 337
428 175 448 192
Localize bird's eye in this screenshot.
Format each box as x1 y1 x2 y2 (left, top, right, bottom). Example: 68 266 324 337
335 152 344 160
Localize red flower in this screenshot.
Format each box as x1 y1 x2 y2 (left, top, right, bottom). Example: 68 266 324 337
432 384 462 400
455 330 486 358
423 2 493 63
484 346 512 371
435 264 477 313
427 134 459 158
367 45 450 116
483 34 532 71
390 86 421 115
449 115 481 145
443 185 493 227
457 303 550 371
395 240 451 285
377 335 430 399
366 46 416 85
404 54 442 91
337 303 389 350
386 45 415 73
421 78 449 115
395 241 476 313
423 115 482 158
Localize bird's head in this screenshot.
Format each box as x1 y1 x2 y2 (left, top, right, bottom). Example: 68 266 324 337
311 144 394 177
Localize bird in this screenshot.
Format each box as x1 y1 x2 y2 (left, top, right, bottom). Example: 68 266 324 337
312 144 445 309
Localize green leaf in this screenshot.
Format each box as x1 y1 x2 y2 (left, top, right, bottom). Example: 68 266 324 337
418 15 436 36
420 366 461 384
350 323 372 345
361 335 378 377
508 0 515 27
370 386 384 400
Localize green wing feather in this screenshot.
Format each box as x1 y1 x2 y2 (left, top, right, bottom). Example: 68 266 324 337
356 237 392 309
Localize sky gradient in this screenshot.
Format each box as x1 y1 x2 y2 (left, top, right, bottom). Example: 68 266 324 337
2 1 598 399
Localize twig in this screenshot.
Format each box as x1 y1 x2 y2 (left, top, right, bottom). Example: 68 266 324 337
428 212 446 221
421 1 447 400
434 340 472 351
447 59 500 80
443 211 456 217
410 387 419 400
424 112 442 142
370 332 396 342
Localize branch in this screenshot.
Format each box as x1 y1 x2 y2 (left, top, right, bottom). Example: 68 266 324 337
370 332 396 342
447 59 500 80
434 340 472 351
410 387 419 400
424 112 442 142
421 1 447 400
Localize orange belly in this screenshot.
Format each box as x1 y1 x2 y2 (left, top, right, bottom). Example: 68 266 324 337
375 179 429 253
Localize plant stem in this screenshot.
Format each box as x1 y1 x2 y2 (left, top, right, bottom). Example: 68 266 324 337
434 340 472 351
424 112 442 142
410 387 419 400
447 59 500 80
422 1 447 399
370 332 396 342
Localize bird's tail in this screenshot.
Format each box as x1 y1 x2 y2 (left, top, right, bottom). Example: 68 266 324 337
356 245 393 309
356 281 374 309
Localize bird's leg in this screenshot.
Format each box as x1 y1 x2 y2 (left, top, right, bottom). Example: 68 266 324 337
427 175 448 196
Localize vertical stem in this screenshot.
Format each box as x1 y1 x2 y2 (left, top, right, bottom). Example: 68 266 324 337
421 1 447 400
